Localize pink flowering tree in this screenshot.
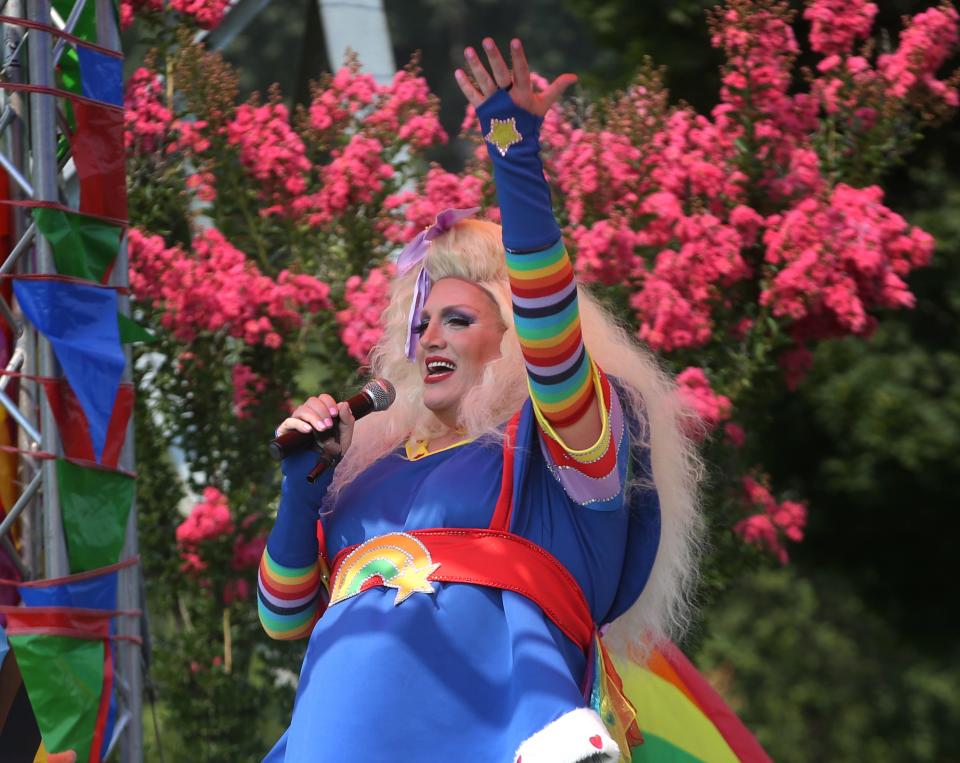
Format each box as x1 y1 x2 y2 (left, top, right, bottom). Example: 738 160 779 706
125 13 451 756
124 0 957 756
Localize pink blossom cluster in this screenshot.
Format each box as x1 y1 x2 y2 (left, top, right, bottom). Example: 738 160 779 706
365 69 447 149
293 135 394 226
646 111 746 211
225 102 310 215
804 0 877 56
762 183 935 340
545 128 641 226
232 364 268 419
308 65 380 134
878 3 960 107
709 1 823 203
232 533 266 572
176 487 234 573
128 227 332 346
336 265 395 363
124 67 173 154
172 118 212 156
675 367 733 440
185 169 217 203
631 212 752 351
811 47 885 131
712 1 799 116
119 0 162 30
734 476 807 563
168 0 230 29
570 219 641 285
382 168 486 243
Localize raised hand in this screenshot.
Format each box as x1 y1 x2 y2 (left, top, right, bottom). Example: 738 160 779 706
455 37 577 117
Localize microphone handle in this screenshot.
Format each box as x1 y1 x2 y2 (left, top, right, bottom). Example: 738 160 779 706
267 389 375 461
267 427 335 461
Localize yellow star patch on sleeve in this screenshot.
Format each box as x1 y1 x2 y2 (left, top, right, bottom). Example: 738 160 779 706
485 117 523 157
383 560 441 605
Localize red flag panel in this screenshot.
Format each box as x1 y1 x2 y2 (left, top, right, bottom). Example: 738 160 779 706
41 379 133 468
70 102 127 222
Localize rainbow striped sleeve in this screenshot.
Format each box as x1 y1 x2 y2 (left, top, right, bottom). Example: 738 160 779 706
257 549 327 640
476 91 615 475
507 240 599 435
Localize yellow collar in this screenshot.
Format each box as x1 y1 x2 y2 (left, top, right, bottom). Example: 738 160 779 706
404 435 475 461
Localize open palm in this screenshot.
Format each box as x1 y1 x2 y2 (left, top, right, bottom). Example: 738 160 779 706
455 37 577 117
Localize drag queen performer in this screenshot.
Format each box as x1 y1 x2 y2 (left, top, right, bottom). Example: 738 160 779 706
258 38 702 763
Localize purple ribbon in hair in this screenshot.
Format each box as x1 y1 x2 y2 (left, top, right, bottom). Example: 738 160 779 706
397 206 480 360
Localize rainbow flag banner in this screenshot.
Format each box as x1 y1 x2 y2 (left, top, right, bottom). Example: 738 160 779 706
617 642 772 763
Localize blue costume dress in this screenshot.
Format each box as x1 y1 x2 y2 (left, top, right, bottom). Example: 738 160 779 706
259 92 662 763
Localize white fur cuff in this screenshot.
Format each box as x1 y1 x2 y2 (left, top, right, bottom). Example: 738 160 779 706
514 707 620 763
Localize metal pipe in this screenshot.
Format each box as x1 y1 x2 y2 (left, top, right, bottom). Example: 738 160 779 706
27 0 67 579
0 103 14 133
0 346 24 392
0 144 33 196
0 385 40 442
102 710 130 759
50 0 88 61
0 289 22 336
0 535 28 578
97 0 142 758
0 221 35 275
0 470 40 540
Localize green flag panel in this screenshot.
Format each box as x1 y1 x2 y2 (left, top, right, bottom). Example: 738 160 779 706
117 312 158 344
32 207 121 283
57 459 135 573
53 0 99 43
9 634 103 763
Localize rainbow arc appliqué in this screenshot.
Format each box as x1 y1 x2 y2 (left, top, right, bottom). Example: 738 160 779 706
329 532 441 606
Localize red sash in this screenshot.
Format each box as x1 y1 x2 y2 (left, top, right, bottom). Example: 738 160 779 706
328 526 594 651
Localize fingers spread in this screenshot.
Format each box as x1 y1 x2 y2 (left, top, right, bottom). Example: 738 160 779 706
509 39 531 92
455 68 483 106
464 46 496 96
482 37 512 89
541 73 577 110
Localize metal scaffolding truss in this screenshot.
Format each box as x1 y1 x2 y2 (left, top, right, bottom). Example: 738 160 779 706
0 0 141 759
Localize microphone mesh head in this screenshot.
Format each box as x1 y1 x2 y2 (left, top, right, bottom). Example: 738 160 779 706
363 378 396 411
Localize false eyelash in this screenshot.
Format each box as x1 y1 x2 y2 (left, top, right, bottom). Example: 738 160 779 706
413 315 474 335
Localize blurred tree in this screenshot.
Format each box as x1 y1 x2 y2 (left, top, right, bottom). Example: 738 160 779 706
761 131 960 650
697 567 960 762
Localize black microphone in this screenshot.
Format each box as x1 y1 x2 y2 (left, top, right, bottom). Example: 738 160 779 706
267 379 396 461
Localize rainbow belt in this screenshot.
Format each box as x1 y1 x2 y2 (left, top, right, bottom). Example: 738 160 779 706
327 528 643 760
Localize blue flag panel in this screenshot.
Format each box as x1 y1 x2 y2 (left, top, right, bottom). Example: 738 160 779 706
77 47 123 107
13 279 124 462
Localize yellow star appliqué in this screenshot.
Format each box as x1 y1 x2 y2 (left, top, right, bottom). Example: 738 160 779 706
384 561 441 605
485 117 523 157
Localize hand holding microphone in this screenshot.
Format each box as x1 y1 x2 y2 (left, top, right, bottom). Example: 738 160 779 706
269 379 396 462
